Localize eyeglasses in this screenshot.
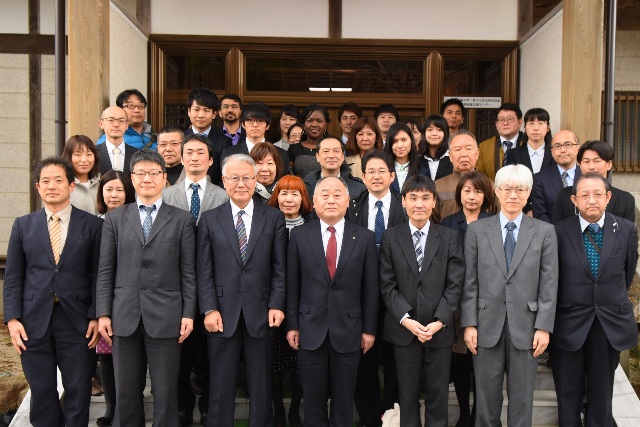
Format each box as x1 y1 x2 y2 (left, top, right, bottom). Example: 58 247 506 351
364 169 390 176
157 142 182 149
575 193 606 202
224 175 255 184
122 104 146 111
497 117 517 124
132 170 164 178
551 142 579 150
499 187 528 196
102 117 127 124
245 119 267 125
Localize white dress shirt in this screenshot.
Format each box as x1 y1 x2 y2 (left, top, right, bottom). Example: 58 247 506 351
527 144 546 174
320 218 345 270
425 152 449 181
230 199 254 242
105 139 126 171
499 211 523 243
367 190 392 232
245 138 266 154
184 176 207 211
192 126 212 136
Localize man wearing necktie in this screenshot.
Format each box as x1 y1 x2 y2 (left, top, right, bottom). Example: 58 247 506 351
379 175 464 427
4 158 102 427
95 106 139 175
348 150 406 425
96 150 197 427
162 133 229 425
461 164 558 427
552 173 638 426
197 154 287 427
287 176 379 426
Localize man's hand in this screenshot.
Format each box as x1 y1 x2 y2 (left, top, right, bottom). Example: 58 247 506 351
532 329 549 358
464 326 478 355
86 320 100 349
179 318 194 343
361 333 375 354
98 316 113 345
401 318 429 342
423 321 443 341
268 309 285 327
287 330 299 350
204 310 223 333
7 319 28 355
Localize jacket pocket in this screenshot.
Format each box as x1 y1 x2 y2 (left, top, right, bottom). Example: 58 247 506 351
478 298 487 309
528 301 538 312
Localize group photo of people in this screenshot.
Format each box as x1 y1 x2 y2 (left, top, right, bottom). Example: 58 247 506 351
3 86 639 427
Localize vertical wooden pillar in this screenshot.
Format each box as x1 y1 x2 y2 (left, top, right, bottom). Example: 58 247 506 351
68 0 109 141
29 0 41 212
425 51 443 116
561 0 604 141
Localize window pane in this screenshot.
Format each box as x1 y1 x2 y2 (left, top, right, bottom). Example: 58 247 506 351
165 55 225 90
443 60 502 96
246 57 424 94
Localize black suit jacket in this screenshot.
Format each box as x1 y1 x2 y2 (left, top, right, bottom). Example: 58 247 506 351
553 213 638 351
348 190 406 229
96 141 138 175
4 207 102 339
184 127 232 186
379 223 464 347
418 155 453 181
220 139 290 175
552 185 636 224
532 166 581 223
286 219 379 353
197 201 287 338
440 210 491 250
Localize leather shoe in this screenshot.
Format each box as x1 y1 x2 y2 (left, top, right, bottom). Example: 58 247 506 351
178 410 193 427
96 416 113 427
200 412 207 425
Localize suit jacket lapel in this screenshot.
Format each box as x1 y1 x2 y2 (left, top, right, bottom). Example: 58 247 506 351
244 203 266 264
399 224 420 278
549 168 563 195
201 182 217 212
487 216 509 279
333 222 357 282
239 141 249 155
57 207 84 267
507 215 535 279
125 203 145 245
596 213 618 280
124 144 135 174
307 222 331 283
97 144 112 171
542 148 554 169
218 202 244 266
34 209 56 266
565 215 593 279
388 194 398 227
419 225 441 281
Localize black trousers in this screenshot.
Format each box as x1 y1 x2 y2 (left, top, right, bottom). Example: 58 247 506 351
551 317 620 427
178 313 209 414
21 302 95 427
298 334 361 427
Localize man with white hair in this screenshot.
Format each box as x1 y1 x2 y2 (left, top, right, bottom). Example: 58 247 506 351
461 164 559 427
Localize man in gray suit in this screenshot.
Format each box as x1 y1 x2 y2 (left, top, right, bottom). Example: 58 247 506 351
97 150 197 427
461 164 558 427
163 133 228 426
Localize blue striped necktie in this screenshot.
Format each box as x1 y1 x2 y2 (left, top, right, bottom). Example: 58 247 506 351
236 210 248 263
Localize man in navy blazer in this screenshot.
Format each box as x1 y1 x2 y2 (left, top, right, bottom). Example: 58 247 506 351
287 176 379 426
4 157 102 427
197 154 287 427
552 173 638 426
532 130 581 222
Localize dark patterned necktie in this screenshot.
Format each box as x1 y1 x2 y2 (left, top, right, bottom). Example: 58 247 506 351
190 183 200 221
413 230 423 272
374 200 384 249
584 223 602 278
502 141 513 166
504 221 516 271
561 171 569 188
236 210 248 264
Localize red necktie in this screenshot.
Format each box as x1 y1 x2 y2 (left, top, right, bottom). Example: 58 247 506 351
326 226 337 281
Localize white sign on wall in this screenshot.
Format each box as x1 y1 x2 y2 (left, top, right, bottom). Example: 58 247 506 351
444 96 502 109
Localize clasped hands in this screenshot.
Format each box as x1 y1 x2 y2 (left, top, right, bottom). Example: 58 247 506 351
401 318 442 342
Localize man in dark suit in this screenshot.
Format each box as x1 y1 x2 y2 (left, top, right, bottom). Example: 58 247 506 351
348 150 405 425
461 164 558 427
552 140 635 223
287 176 379 426
4 157 102 427
163 133 229 426
552 173 638 427
96 106 138 175
97 150 197 427
476 103 524 181
532 130 581 222
183 87 233 186
220 102 289 172
379 175 465 427
197 153 287 427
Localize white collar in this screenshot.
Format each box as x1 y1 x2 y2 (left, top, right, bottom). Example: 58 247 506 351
230 199 254 218
578 213 606 233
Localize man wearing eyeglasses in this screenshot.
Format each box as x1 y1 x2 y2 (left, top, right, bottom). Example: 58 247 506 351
552 140 635 223
461 164 558 427
477 103 524 180
96 106 139 175
96 149 197 426
531 130 582 223
96 89 156 150
156 126 185 186
197 154 287 427
552 173 638 426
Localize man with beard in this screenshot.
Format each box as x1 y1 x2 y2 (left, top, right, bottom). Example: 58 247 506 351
220 94 245 146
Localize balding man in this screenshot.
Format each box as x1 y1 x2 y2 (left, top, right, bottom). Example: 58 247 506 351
96 106 139 175
287 176 379 426
532 130 581 223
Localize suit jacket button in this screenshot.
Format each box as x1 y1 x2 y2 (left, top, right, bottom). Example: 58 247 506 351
595 304 599 309
54 269 59 273
594 282 598 287
329 288 333 292
241 271 246 275
417 286 422 290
